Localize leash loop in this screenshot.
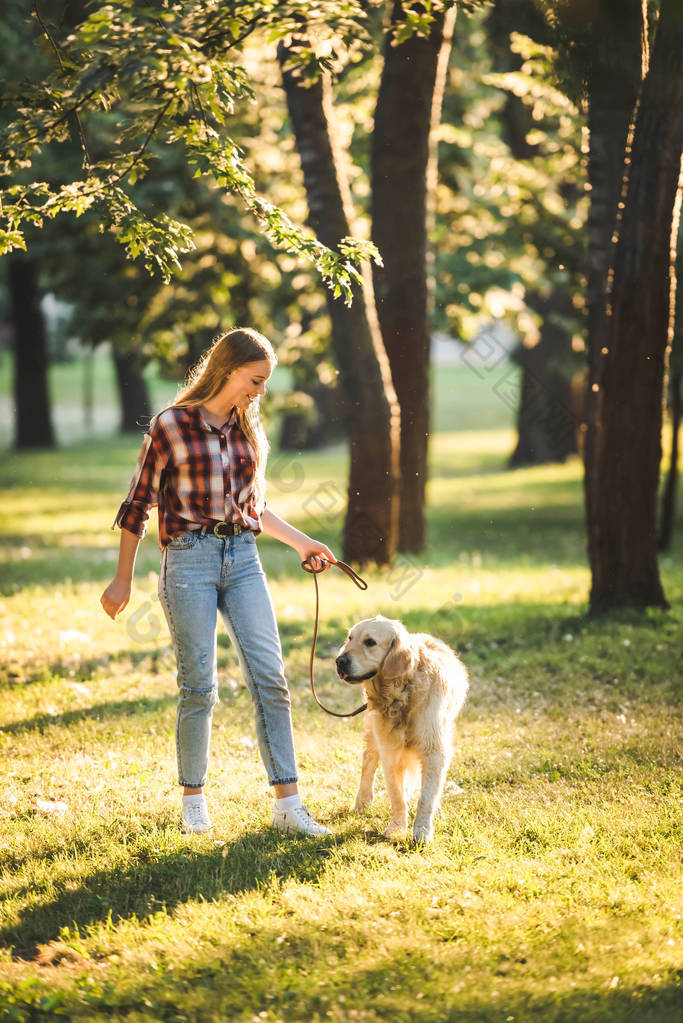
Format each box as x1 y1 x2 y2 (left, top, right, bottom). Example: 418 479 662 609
302 558 368 718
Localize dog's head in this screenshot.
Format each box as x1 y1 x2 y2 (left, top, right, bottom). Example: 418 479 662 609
335 615 416 684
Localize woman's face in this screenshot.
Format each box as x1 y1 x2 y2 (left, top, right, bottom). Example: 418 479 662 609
219 360 273 411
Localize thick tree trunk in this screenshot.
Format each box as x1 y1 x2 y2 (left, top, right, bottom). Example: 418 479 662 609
583 2 645 592
659 370 681 551
278 45 400 564
585 1 645 384
8 254 56 450
371 2 455 553
112 347 152 434
587 0 683 614
510 292 579 467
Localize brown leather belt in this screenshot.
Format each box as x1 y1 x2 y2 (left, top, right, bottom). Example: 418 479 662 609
197 520 248 537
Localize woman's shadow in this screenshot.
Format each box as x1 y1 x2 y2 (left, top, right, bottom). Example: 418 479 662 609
5 822 348 959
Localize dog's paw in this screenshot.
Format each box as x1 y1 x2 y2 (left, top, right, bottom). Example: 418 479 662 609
412 822 434 844
353 792 373 813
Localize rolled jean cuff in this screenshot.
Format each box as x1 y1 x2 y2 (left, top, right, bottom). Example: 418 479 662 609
269 775 298 787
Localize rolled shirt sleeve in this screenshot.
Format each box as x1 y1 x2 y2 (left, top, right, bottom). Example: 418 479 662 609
112 419 166 539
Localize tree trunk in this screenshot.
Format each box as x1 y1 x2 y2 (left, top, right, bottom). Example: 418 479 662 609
278 44 400 564
584 0 645 385
8 254 56 450
371 2 455 553
112 347 152 433
583 2 645 597
509 292 579 467
659 370 681 551
587 0 683 614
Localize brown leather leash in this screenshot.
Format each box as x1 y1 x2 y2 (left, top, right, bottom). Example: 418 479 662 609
302 558 369 718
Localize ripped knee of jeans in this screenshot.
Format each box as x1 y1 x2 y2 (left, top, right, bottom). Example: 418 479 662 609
178 684 219 708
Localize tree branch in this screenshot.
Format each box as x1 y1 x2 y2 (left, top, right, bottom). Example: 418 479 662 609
107 99 174 186
32 0 92 168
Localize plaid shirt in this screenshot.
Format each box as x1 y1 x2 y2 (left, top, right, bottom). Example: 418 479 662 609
112 405 263 548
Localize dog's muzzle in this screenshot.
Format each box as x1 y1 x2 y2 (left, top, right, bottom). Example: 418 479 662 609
336 653 376 684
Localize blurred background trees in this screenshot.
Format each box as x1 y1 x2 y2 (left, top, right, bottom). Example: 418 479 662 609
1 0 681 613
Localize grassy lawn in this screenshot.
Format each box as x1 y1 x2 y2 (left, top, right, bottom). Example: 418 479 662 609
0 355 681 1022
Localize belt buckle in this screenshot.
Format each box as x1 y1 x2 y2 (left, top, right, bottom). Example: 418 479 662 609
213 522 231 538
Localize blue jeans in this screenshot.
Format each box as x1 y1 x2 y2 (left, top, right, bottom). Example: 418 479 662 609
157 529 298 789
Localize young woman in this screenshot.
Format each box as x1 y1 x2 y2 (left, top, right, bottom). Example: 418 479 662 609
100 328 336 836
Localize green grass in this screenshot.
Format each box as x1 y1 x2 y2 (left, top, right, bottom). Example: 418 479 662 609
0 356 681 1022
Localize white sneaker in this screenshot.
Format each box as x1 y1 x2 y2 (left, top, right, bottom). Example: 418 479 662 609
181 795 212 834
272 804 330 836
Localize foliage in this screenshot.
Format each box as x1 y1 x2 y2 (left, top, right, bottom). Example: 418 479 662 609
433 10 587 346
0 0 386 298
2 2 591 392
34 44 343 437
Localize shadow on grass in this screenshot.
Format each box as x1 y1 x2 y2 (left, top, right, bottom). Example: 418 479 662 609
0 694 178 737
3 829 341 954
312 598 675 654
0 645 176 690
426 503 586 567
402 599 678 644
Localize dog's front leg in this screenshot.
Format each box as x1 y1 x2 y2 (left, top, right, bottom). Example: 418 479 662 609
413 750 449 843
354 714 379 811
381 747 409 836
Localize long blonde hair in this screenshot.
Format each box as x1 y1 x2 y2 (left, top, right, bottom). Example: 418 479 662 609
173 328 277 511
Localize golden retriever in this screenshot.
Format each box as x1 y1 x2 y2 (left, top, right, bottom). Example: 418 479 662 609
336 615 469 843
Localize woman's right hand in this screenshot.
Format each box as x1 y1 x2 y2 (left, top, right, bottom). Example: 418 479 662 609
100 577 131 620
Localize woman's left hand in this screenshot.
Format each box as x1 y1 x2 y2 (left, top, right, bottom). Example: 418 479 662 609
298 539 337 573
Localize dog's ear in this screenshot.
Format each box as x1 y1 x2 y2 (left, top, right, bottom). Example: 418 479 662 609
382 625 416 679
